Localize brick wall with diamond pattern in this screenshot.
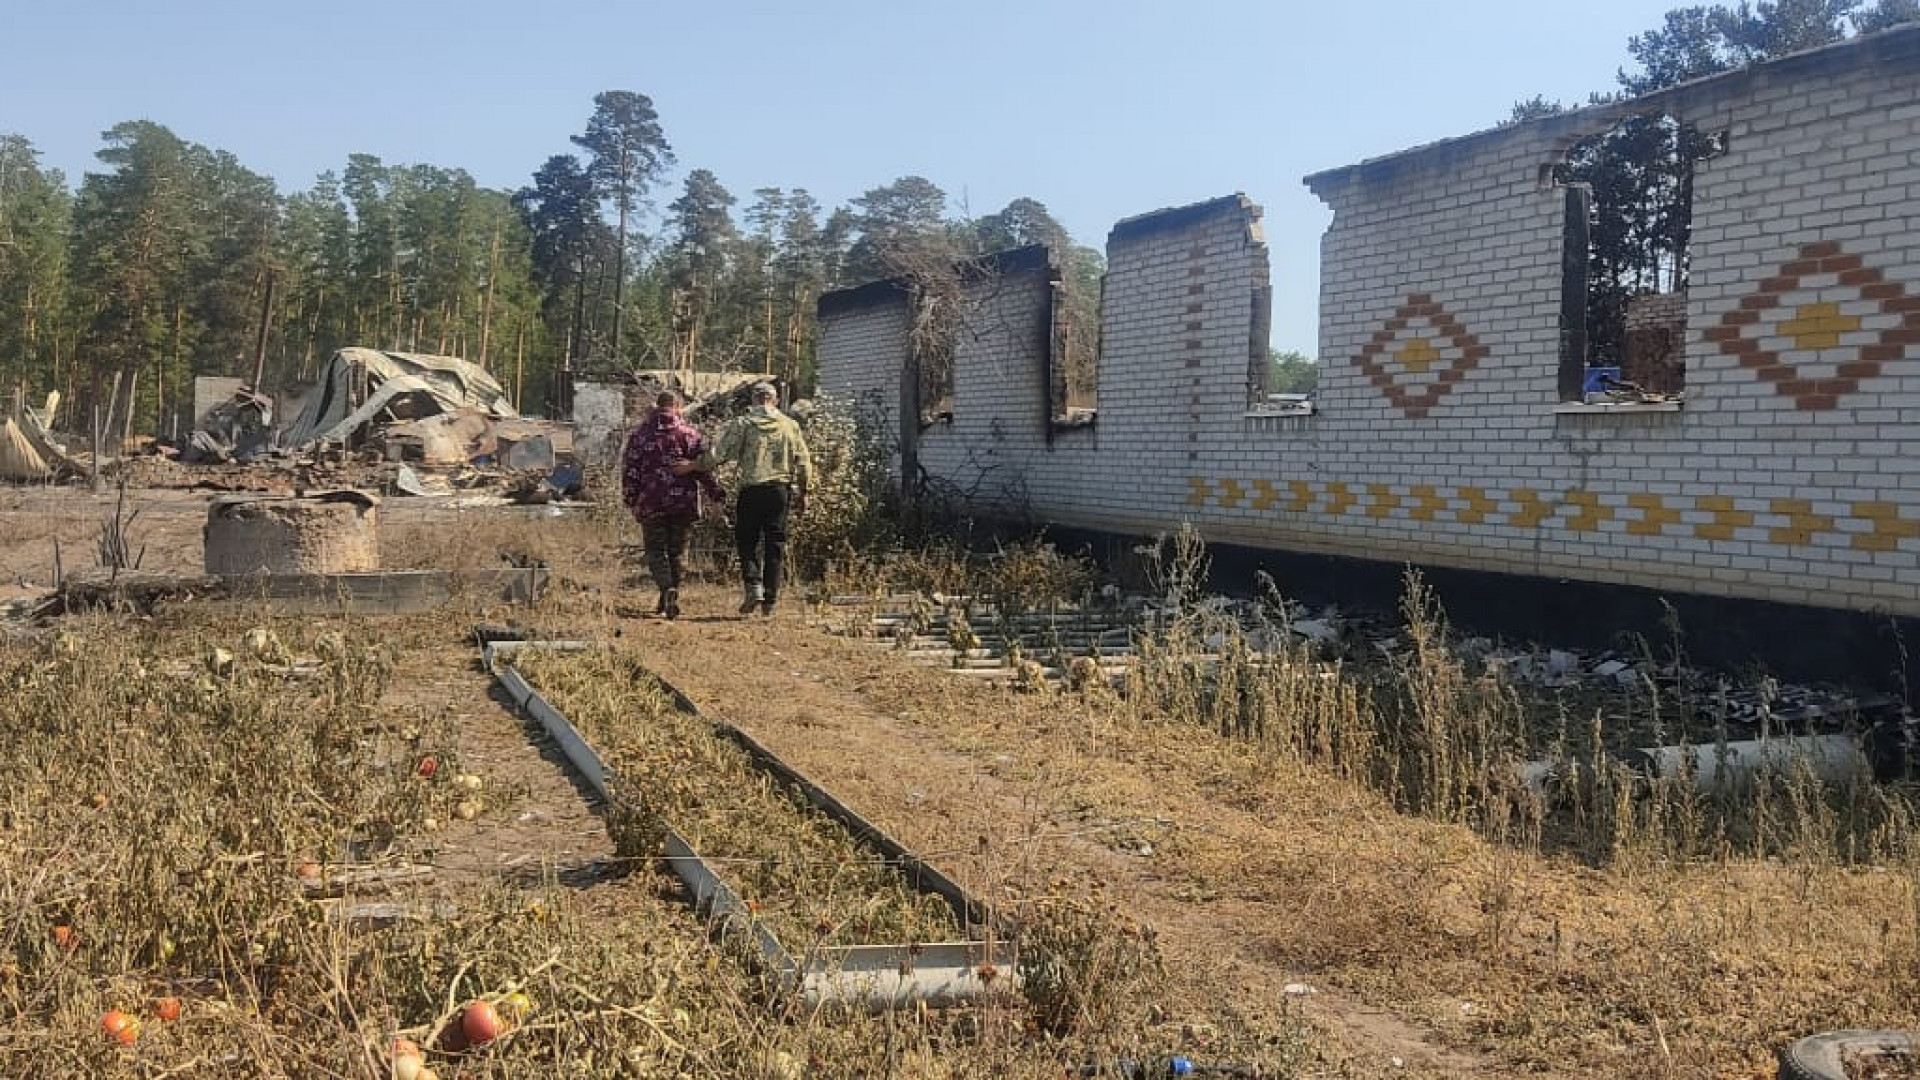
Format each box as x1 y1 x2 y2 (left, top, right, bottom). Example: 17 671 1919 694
816 28 1920 617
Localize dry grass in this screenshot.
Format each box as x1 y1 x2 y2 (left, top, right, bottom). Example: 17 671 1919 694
795 526 1920 1077
0 500 1221 1078
0 606 1180 1078
12 485 1920 1078
509 646 963 948
1144 578 1920 1075
507 644 1179 1054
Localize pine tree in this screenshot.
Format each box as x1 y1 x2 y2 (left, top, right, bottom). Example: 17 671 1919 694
572 91 672 364
0 135 72 401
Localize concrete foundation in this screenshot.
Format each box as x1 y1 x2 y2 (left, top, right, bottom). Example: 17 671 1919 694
204 492 380 576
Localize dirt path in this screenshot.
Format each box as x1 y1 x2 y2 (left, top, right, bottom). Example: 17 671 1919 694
381 635 619 891
570 584 1525 1079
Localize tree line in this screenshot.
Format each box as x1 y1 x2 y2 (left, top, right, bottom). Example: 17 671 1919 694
10 2 1907 440
0 90 1102 438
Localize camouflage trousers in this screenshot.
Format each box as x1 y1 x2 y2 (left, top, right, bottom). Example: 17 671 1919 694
640 513 695 598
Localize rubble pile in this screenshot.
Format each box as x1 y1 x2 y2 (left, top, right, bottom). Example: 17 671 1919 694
184 386 272 463
4 348 593 507
1134 593 1908 752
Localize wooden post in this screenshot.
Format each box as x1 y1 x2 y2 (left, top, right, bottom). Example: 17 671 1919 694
89 393 103 494
121 368 139 447
100 369 122 459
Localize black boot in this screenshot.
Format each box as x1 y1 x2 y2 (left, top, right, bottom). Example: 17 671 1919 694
663 588 680 620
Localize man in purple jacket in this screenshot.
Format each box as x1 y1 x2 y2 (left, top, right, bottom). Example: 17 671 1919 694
621 392 723 619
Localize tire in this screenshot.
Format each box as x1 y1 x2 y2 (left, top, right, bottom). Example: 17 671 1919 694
1778 1029 1919 1080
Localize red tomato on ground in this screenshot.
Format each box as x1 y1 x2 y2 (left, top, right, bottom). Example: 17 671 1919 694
101 1010 140 1045
460 1000 501 1045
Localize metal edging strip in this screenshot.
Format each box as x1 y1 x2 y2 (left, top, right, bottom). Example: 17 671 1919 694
483 638 1013 1007
664 830 799 982
641 665 998 931
493 661 609 801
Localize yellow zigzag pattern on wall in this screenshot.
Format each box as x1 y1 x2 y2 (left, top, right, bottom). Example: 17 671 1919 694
1182 478 1920 553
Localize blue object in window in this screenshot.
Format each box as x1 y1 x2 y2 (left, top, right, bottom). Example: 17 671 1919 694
1583 366 1622 395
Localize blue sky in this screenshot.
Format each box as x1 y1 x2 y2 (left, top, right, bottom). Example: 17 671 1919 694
4 0 1690 355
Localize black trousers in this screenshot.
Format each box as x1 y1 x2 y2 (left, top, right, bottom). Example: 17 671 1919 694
734 483 791 602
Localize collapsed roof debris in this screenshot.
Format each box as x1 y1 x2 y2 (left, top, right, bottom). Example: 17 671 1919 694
185 385 274 464
281 348 519 450
2 392 81 479
377 411 572 468
264 347 578 498
0 416 46 482
627 369 772 424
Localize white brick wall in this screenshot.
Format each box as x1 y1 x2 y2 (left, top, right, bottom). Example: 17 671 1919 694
917 261 1054 513
816 289 911 479
815 28 1920 618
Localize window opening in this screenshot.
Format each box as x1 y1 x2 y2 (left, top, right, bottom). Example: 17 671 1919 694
1048 249 1102 429
1245 263 1309 416
1554 113 1721 403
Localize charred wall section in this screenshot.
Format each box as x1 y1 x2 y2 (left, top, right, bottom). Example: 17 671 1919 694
814 197 1269 531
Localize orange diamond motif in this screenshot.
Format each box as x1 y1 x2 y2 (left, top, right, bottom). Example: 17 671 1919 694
1706 242 1920 411
1354 294 1488 418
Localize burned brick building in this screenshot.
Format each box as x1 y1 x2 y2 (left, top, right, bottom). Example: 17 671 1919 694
815 26 1920 683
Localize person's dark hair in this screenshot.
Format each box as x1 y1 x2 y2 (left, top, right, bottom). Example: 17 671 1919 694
655 392 679 409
